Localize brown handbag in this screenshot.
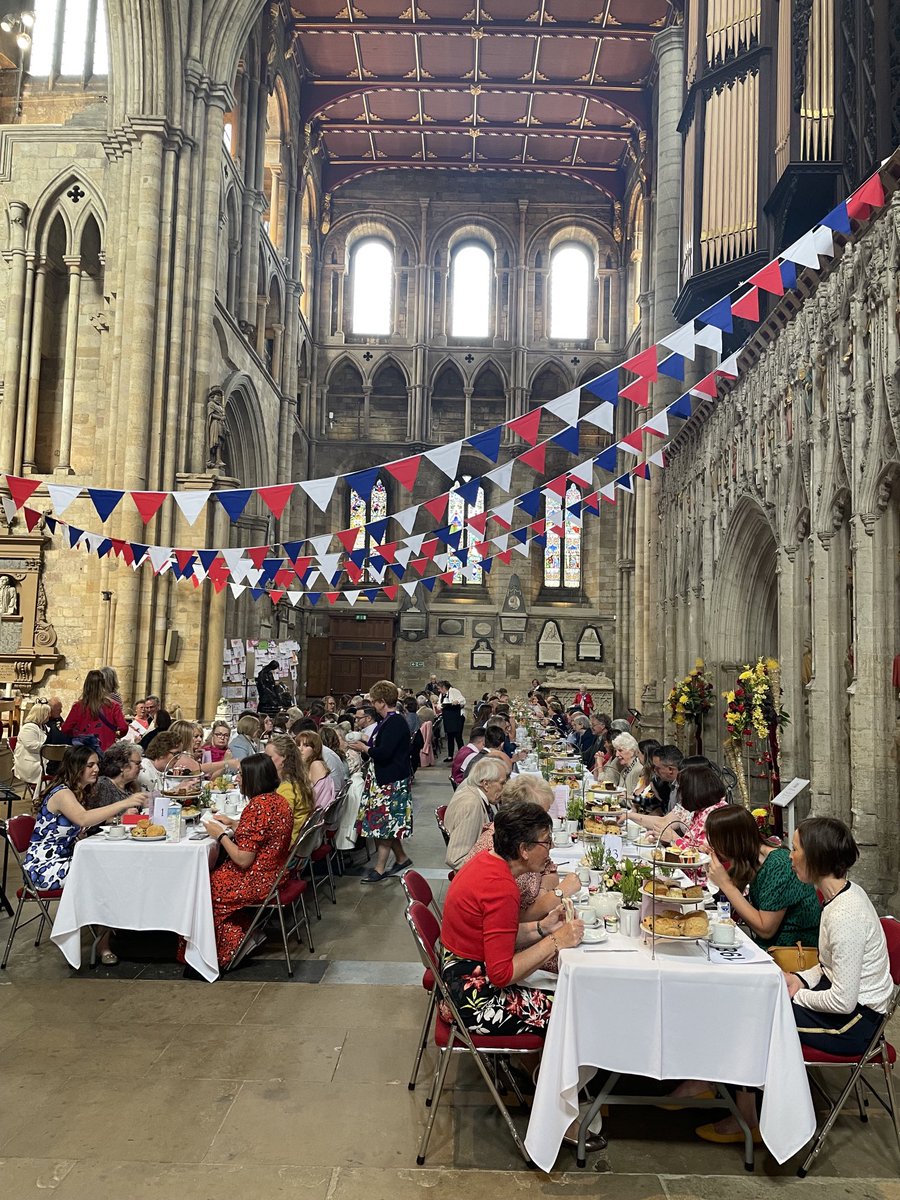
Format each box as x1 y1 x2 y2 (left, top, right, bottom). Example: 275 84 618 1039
769 941 819 972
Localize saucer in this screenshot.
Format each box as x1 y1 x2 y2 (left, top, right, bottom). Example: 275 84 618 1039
581 927 608 944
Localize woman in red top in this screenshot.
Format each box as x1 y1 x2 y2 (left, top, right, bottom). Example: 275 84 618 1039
440 800 583 1037
61 669 128 752
204 753 293 967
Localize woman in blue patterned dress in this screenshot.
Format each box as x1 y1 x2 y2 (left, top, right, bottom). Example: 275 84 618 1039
25 745 143 883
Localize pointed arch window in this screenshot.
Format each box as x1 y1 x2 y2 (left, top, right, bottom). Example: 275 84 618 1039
351 238 393 336
349 478 388 581
550 243 591 340
30 0 109 78
451 243 492 339
448 477 484 585
544 483 582 589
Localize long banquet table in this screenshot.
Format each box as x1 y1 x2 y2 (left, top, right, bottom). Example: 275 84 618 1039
524 931 816 1171
51 832 220 981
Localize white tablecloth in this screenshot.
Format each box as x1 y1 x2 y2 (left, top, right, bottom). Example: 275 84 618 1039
525 933 815 1170
51 834 219 982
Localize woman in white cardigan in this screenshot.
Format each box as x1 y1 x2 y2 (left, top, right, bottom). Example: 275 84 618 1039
785 816 893 1055
13 701 49 791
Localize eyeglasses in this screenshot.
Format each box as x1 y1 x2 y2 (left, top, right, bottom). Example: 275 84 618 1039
528 838 552 849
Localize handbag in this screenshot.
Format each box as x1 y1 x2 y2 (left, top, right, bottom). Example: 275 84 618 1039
769 941 819 972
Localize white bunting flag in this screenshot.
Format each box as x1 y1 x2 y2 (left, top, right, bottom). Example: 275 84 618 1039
660 321 697 361
401 581 418 597
316 552 342 580
47 484 82 515
287 590 303 606
148 546 172 573
569 459 596 486
813 225 834 258
344 590 360 607
583 403 615 432
544 388 581 426
221 547 249 573
309 534 333 556
600 482 617 503
299 476 339 512
83 532 105 554
432 552 450 571
783 230 821 269
229 582 246 599
513 541 530 557
718 351 740 379
394 506 420 534
643 411 670 437
693 323 722 357
619 441 641 458
172 490 210 526
425 440 463 481
395 547 413 568
492 499 516 527
492 532 509 552
649 449 667 468
485 459 515 493
404 533 427 555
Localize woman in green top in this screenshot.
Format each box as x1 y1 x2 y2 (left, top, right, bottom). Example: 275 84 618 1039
705 805 820 949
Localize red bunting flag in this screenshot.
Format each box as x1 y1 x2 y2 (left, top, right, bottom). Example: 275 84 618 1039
847 172 884 220
619 376 651 407
421 538 439 560
248 546 270 570
336 528 360 553
633 462 650 480
621 345 659 381
385 454 422 493
474 541 490 559
491 510 512 530
748 260 784 296
375 542 397 564
692 372 719 398
346 563 365 584
520 444 547 473
467 511 489 536
121 544 135 567
6 476 41 510
620 429 644 452
382 585 399 601
211 575 228 594
131 491 167 523
423 493 448 522
23 506 42 533
497 549 512 565
508 409 543 446
325 592 340 606
411 558 429 575
731 286 760 321
531 519 547 536
258 484 294 520
439 571 455 584
269 590 284 606
173 549 195 572
292 556 312 578
543 474 568 497
275 568 295 588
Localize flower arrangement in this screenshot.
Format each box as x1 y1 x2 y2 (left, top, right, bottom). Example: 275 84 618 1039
723 657 789 808
566 794 584 823
752 806 776 839
667 659 715 753
600 851 652 909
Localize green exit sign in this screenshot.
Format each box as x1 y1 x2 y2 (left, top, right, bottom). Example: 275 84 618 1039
355 614 367 621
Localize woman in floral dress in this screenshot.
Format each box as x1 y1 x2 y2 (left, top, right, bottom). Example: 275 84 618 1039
357 680 413 882
440 800 583 1037
204 754 293 967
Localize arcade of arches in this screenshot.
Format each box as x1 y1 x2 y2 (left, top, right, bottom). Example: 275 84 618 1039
0 0 897 927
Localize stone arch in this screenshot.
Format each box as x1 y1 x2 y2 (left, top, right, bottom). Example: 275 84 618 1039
709 497 779 665
430 358 465 444
26 170 108 256
529 362 571 408
222 375 269 489
325 355 365 441
370 355 409 441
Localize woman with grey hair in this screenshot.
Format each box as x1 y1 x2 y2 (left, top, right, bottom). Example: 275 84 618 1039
87 740 149 810
596 730 643 798
443 755 508 870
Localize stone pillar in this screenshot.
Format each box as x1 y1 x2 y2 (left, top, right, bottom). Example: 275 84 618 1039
0 201 29 472
23 256 46 471
271 322 284 382
13 255 35 473
411 198 430 441
512 199 529 421
55 257 84 474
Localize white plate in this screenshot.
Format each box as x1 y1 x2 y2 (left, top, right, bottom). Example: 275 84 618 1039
640 920 709 942
636 848 710 868
129 833 167 842
642 887 706 908
581 927 608 944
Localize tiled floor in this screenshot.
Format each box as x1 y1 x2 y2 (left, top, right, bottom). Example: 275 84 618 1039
1 766 899 1199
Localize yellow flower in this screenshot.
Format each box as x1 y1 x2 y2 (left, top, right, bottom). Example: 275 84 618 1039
751 808 768 819
739 671 751 681
695 658 705 669
725 691 735 703
766 658 779 671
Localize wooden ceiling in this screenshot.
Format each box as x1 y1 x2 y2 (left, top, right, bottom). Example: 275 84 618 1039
290 1 671 197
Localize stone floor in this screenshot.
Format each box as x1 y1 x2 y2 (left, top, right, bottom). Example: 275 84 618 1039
1 766 899 1200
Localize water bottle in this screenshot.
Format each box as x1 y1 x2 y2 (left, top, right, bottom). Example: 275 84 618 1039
166 800 183 843
716 901 732 922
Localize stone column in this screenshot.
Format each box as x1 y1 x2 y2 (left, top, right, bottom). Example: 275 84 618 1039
56 256 84 475
411 198 430 441
23 256 46 471
271 322 284 383
13 254 36 473
0 201 29 472
511 199 528 421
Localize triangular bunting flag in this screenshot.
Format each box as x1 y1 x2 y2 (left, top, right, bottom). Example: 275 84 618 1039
172 490 210 526
47 484 82 515
466 511 489 536
258 484 294 520
615 474 634 493
551 425 580 454
197 550 220 573
698 297 733 333
23 506 42 533
821 202 851 235
517 489 542 518
659 322 697 361
421 576 437 592
544 389 581 426
717 352 740 379
600 483 617 504
385 455 422 493
345 467 381 500
583 403 615 432
6 475 41 510
691 372 719 399
425 440 463 481
492 499 516 527
669 394 693 419
423 494 448 522
730 287 760 321
513 541 530 557
633 462 650 480
87 488 124 522
497 549 512 565
344 590 361 607
619 376 651 407
217 489 252 522
847 172 884 219
657 353 685 382
543 475 568 498
649 449 667 468
780 260 797 290
466 426 502 463
336 528 361 554
595 446 618 473
644 411 669 437
248 546 270 570
383 585 399 602
411 558 428 576
783 230 822 270
748 260 784 296
309 534 333 556
569 459 595 487
621 346 658 381
582 368 620 403
148 546 172 573
229 582 246 599
813 225 834 258
485 459 515 493
455 477 482 506
66 524 83 548
620 429 644 452
519 444 547 474
508 409 542 446
299 476 339 512
401 581 418 597
693 324 723 356
394 505 420 534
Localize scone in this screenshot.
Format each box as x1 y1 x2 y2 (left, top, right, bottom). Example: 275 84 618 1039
683 885 704 898
682 912 709 937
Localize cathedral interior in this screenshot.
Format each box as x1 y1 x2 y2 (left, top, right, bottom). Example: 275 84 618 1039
0 3 899 1195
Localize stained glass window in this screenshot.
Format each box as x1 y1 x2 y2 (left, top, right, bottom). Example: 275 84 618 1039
448 478 484 584
544 482 582 589
349 478 388 579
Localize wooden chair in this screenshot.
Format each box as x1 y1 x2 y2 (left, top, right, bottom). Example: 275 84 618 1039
0 697 22 741
39 744 69 788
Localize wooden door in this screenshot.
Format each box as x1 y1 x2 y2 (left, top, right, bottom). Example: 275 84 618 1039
306 636 330 697
327 615 395 695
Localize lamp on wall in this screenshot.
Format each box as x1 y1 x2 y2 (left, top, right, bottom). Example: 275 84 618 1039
1 10 34 117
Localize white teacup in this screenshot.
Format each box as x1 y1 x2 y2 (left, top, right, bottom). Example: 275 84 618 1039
552 831 569 846
107 825 126 840
711 921 737 946
576 905 599 928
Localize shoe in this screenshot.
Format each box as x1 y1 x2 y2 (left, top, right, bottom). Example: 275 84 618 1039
386 857 413 876
443 757 452 762
360 868 390 883
657 1088 716 1110
99 950 118 966
562 1131 608 1153
695 1123 762 1145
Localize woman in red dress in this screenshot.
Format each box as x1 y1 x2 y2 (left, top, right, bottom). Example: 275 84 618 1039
204 753 293 967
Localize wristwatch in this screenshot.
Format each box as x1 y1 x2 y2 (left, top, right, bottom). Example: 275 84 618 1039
554 887 565 899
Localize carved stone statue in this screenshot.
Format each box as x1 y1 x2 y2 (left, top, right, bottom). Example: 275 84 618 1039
205 387 227 470
0 575 18 615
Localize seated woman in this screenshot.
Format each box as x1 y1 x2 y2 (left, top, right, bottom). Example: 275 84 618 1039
13 701 49 793
705 805 820 950
463 774 581 921
596 731 643 795
204 753 293 967
228 715 262 764
444 756 508 870
786 816 893 1054
296 730 335 811
138 730 184 791
632 738 663 810
318 724 349 795
630 762 727 847
265 733 313 842
88 740 151 811
441 800 583 1038
24 745 143 963
203 720 232 764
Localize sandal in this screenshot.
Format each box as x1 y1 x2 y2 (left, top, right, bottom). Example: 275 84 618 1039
99 950 118 966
